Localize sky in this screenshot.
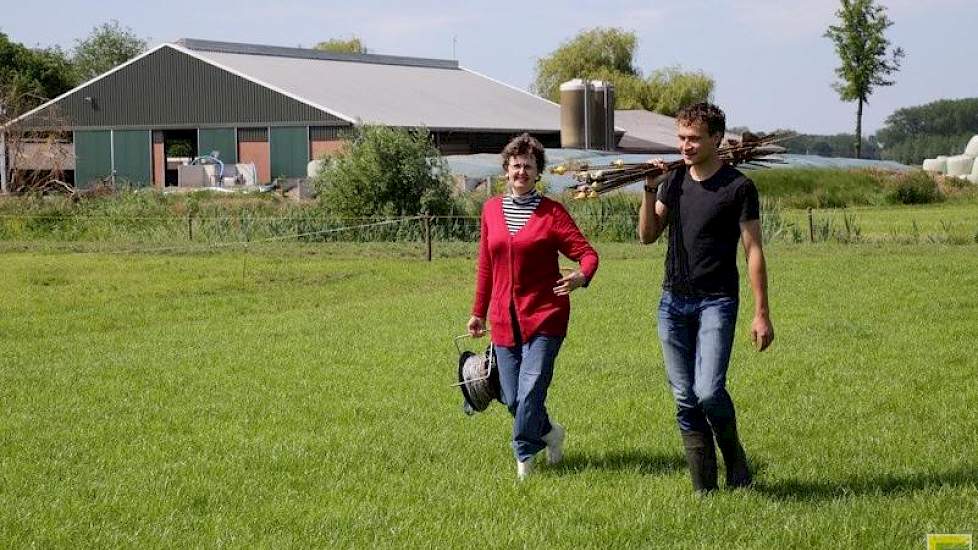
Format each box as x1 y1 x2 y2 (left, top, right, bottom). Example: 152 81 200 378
3 0 976 136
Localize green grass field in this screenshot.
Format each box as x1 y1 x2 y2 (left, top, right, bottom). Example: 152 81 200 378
2 242 977 548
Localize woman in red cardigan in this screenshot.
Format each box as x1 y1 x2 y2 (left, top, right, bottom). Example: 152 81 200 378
467 133 599 480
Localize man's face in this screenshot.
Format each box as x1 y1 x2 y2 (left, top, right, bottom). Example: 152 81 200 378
506 154 538 195
677 120 722 166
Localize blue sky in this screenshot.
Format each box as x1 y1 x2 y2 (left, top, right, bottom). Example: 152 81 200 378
4 0 975 135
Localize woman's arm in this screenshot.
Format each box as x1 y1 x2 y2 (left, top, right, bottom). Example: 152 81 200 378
553 204 598 295
470 204 493 335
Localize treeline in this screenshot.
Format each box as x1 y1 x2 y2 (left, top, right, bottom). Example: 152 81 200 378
735 98 978 165
876 98 978 165
751 131 882 160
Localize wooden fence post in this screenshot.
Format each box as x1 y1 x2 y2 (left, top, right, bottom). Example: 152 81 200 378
424 214 432 262
807 208 815 243
188 212 194 241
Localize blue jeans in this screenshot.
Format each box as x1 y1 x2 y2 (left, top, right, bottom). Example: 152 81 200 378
657 291 739 434
495 334 564 462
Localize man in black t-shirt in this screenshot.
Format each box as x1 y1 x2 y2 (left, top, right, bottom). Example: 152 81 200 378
638 102 774 494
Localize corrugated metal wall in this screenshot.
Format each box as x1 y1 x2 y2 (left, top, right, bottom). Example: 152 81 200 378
113 130 152 185
74 130 112 187
270 127 309 179
199 128 237 163
22 47 351 130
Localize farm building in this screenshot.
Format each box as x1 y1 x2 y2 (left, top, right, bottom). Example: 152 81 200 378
1 39 565 190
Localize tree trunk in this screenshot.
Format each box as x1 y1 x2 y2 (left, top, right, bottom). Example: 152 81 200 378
0 131 8 194
855 99 863 159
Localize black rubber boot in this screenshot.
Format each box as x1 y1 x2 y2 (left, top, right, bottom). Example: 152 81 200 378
680 430 718 494
713 418 752 488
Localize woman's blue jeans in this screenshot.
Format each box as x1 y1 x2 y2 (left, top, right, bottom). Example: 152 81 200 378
495 334 564 462
657 291 739 434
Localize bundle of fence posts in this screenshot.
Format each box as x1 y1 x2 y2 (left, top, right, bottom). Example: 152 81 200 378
552 133 787 199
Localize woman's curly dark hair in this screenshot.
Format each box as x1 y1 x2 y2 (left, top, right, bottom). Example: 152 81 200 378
501 133 546 173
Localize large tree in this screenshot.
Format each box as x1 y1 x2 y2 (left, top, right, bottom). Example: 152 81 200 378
0 32 75 114
314 37 367 54
645 66 714 117
533 28 639 103
533 28 712 115
824 0 904 158
72 20 147 81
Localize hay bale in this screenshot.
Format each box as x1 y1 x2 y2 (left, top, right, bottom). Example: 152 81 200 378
922 157 947 173
945 155 975 177
964 135 978 157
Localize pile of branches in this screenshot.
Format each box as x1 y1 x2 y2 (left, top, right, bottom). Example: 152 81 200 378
552 133 787 199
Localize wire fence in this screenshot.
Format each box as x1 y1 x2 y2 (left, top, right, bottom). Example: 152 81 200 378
1 207 976 257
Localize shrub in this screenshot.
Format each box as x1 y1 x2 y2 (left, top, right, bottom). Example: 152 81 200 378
882 170 943 205
313 125 456 218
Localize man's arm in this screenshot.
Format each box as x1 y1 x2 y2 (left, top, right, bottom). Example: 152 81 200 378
638 174 668 244
740 219 774 351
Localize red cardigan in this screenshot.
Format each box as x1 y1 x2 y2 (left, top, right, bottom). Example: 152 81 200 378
472 196 599 347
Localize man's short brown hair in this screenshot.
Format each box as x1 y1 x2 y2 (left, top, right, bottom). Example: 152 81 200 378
501 133 546 172
676 102 726 137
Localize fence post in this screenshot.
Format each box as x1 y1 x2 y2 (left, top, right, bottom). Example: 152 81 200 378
843 206 851 241
188 212 194 241
807 208 815 243
424 214 433 262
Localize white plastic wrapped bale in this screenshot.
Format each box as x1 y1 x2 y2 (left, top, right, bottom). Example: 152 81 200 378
945 155 975 177
235 163 257 186
922 156 947 173
964 135 978 157
307 158 327 178
969 157 978 184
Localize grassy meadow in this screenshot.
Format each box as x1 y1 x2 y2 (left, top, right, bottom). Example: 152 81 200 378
2 240 977 548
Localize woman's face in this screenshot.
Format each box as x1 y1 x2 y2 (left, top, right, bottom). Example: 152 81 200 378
506 154 538 196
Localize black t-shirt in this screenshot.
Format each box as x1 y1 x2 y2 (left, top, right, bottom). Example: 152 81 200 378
658 164 760 297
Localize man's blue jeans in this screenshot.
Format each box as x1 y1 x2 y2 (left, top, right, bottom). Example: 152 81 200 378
657 291 739 434
495 334 564 462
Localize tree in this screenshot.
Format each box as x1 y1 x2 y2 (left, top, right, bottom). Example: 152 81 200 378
533 28 639 103
0 32 75 112
533 28 713 116
313 125 455 217
72 20 147 81
824 0 904 158
314 37 367 54
645 66 714 117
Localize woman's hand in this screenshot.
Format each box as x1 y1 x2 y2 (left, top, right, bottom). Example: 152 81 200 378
467 316 486 337
553 271 587 296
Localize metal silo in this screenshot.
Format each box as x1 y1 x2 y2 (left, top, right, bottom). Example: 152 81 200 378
593 80 616 151
560 79 592 149
590 81 614 150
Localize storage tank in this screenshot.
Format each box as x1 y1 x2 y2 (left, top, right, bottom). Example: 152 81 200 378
588 81 606 150
591 81 616 151
560 79 592 149
596 80 616 151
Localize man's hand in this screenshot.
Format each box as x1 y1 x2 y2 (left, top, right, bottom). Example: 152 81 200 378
467 316 486 337
750 314 774 352
553 271 587 296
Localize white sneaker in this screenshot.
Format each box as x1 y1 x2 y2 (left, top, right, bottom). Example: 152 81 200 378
517 459 534 480
542 422 566 465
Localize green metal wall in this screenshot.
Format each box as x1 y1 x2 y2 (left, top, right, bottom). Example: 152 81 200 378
270 127 309 179
20 47 348 130
199 128 237 163
74 130 112 187
112 130 152 186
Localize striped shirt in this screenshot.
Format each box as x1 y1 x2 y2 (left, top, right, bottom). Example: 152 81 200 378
502 190 542 235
